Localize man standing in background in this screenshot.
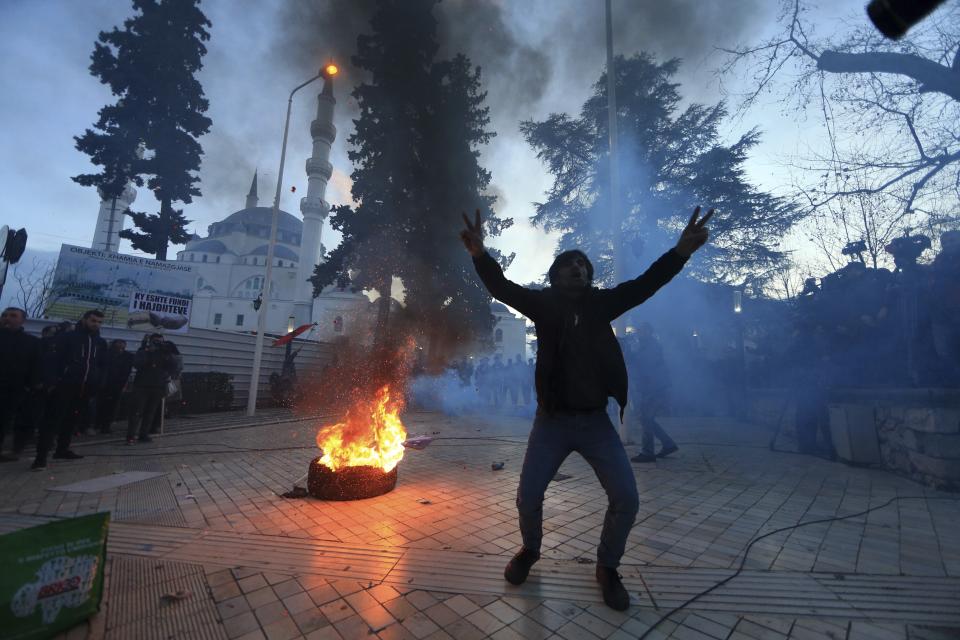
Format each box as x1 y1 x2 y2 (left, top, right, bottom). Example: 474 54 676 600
0 307 38 461
95 339 134 434
32 309 108 470
625 323 678 463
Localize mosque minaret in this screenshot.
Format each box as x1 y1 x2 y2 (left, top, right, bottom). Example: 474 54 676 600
295 73 337 325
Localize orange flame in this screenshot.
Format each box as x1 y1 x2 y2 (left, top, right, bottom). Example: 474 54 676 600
315 385 407 472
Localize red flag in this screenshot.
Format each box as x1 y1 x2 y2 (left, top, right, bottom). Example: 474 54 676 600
272 323 315 346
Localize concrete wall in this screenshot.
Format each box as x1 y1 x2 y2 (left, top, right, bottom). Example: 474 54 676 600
749 387 960 492
833 388 960 492
24 319 334 410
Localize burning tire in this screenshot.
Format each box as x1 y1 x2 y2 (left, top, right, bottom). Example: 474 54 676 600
307 459 398 500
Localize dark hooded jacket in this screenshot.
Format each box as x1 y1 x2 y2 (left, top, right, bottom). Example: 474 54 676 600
0 327 39 391
51 324 108 390
473 249 687 419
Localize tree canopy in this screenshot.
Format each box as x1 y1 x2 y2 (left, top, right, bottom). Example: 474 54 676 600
74 0 212 260
311 0 512 362
522 53 799 287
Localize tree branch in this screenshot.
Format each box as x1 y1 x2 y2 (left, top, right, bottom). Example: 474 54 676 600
817 50 960 102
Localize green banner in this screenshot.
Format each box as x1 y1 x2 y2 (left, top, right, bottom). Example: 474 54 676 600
1 513 109 640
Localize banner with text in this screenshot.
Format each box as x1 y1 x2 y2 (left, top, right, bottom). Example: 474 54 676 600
44 244 195 333
0 513 109 640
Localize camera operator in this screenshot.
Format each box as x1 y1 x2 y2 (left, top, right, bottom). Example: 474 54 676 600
0 307 39 462
127 334 175 444
149 338 182 434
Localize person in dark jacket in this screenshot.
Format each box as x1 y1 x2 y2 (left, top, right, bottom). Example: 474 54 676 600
461 206 712 611
149 338 182 434
0 307 39 461
94 340 134 434
31 309 108 469
624 323 678 463
127 334 175 444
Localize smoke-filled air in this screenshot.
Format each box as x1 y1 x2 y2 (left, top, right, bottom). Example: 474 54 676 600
2 0 959 631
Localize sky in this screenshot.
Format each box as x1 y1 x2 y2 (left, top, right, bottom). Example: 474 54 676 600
0 0 868 292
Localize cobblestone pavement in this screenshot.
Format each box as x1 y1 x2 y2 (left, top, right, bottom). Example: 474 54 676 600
2 411 958 639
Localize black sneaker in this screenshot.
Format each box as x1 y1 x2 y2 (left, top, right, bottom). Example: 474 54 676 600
657 444 679 458
30 459 47 471
52 450 84 460
596 566 630 611
630 452 656 463
504 548 540 585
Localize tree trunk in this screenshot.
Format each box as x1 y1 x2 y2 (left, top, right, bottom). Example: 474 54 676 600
373 276 392 348
156 198 170 261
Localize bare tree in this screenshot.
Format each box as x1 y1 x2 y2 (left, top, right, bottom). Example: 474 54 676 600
720 0 960 232
13 258 56 318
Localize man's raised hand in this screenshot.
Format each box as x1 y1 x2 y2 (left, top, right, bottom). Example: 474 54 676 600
460 209 486 257
674 206 714 258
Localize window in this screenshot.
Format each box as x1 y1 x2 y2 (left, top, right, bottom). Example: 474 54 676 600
202 254 207 263
236 314 244 326
495 328 503 343
333 315 343 333
197 277 204 288
278 260 284 267
215 256 220 263
213 313 222 326
190 253 195 261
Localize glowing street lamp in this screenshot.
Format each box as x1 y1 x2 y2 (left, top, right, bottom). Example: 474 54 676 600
246 62 339 417
733 290 743 314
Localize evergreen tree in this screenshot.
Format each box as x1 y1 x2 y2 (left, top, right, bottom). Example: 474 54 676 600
312 0 511 361
522 53 799 286
74 0 212 260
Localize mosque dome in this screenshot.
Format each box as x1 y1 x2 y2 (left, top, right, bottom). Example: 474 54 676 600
184 239 231 254
248 244 299 261
208 207 302 242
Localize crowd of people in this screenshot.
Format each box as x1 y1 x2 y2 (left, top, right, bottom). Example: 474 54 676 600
0 306 182 470
454 354 535 412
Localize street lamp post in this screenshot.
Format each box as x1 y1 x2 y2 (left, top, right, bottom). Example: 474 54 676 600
246 64 338 417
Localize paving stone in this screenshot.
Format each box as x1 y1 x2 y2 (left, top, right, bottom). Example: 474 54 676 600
238 574 270 594
308 584 342 607
293 608 332 635
218 594 253 620
246 585 279 610
401 611 442 639
262 616 301 640
319 599 355 624
223 611 262 639
283 591 317 615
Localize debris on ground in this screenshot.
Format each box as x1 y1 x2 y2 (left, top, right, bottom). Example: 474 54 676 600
417 498 432 505
491 462 505 471
280 486 309 499
576 557 594 564
160 590 191 604
403 435 434 450
553 473 572 481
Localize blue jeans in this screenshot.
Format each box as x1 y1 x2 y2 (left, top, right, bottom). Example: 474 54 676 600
517 410 639 569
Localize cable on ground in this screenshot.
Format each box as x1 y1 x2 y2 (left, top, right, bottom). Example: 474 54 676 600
636 495 960 639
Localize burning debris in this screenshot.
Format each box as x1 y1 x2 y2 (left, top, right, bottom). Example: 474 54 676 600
296 338 419 501
308 385 406 500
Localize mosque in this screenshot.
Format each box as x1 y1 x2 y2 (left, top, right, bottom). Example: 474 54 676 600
89 78 526 356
